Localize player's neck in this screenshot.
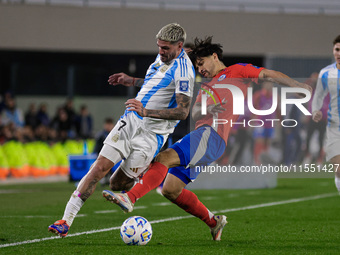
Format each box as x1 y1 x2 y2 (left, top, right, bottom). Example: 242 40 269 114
214 65 226 76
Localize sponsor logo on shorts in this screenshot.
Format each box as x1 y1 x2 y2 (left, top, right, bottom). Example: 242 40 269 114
130 167 139 173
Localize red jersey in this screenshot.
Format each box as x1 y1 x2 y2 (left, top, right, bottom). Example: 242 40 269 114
195 63 264 145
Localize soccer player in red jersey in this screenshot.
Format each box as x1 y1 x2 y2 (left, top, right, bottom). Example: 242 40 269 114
103 37 312 241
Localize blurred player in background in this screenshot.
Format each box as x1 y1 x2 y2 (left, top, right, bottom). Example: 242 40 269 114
252 81 278 165
48 23 195 237
103 36 312 241
312 34 340 192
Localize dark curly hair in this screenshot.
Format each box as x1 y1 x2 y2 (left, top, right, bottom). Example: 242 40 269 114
188 36 223 64
333 35 340 45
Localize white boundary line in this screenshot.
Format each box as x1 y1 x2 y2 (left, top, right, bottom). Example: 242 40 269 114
0 192 336 249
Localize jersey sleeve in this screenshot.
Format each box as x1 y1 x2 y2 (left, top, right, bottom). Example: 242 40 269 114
233 63 264 81
174 58 195 98
312 70 329 113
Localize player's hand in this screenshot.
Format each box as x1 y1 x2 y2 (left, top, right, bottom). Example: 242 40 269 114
297 83 313 98
125 99 147 117
207 102 226 115
108 73 134 87
312 110 322 123
303 83 313 95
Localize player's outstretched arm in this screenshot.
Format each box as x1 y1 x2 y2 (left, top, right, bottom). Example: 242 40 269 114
108 72 144 87
259 69 312 94
125 93 191 120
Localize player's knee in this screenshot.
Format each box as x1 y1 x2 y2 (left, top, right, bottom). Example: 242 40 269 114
161 187 181 201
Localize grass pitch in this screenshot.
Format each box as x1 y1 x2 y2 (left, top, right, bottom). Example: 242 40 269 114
0 178 339 254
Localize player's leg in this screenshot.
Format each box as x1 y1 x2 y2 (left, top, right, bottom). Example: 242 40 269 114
331 155 340 192
325 127 340 193
102 148 179 212
162 172 227 241
109 167 135 191
126 148 180 203
48 154 116 237
253 128 265 165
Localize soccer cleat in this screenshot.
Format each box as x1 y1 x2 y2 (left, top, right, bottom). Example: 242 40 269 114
48 220 69 238
210 215 227 241
102 190 134 213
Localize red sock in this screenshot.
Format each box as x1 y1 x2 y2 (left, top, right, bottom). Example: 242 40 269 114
127 162 168 203
173 189 216 228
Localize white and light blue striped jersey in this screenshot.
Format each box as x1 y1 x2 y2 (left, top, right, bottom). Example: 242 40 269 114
312 63 340 130
134 49 195 134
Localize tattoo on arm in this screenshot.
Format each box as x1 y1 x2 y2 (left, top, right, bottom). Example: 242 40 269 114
134 78 144 87
145 94 191 120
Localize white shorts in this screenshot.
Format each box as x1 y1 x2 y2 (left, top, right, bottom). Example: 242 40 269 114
325 127 340 161
100 112 167 178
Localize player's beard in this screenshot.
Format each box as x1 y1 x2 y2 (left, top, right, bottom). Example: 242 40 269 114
161 51 176 64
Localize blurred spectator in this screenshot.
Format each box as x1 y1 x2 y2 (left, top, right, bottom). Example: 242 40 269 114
63 98 76 130
21 125 35 143
0 124 15 144
251 81 278 164
35 124 49 142
93 118 115 154
25 103 39 130
51 107 73 141
75 105 93 139
37 103 50 127
1 97 24 128
0 91 13 114
281 94 303 165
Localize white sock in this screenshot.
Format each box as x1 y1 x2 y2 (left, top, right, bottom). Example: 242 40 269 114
335 176 340 193
62 190 84 226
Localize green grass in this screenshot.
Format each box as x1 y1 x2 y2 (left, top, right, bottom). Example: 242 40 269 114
0 178 339 254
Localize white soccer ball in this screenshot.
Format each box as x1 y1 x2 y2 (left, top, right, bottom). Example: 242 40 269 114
120 216 153 245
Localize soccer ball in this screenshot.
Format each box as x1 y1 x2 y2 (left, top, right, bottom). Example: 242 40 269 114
120 216 152 245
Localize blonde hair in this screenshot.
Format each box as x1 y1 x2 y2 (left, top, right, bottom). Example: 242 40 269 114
156 23 186 43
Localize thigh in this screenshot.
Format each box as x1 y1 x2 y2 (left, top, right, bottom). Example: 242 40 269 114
325 128 340 161
120 129 167 179
103 113 138 159
170 126 226 168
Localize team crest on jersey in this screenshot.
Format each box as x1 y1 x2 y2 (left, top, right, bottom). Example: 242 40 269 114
218 74 226 81
154 62 161 68
179 80 189 92
160 65 169 73
111 134 119 143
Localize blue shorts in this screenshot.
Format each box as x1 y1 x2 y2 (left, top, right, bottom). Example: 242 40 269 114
168 126 226 184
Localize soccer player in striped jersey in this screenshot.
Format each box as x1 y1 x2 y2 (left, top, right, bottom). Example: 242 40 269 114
48 23 195 237
312 34 340 192
103 36 312 241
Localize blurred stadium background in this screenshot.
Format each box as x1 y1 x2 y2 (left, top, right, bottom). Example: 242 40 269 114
0 0 338 179
1 1 340 254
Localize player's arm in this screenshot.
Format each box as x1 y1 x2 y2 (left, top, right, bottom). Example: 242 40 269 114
312 72 328 123
125 93 191 120
191 101 225 122
259 69 312 94
108 72 144 87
